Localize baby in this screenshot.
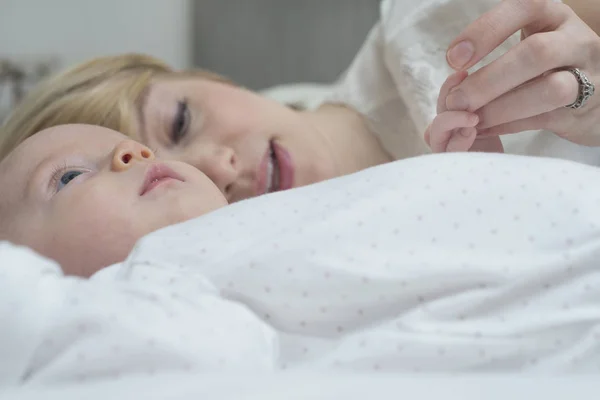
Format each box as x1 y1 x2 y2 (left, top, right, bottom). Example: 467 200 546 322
0 93 479 277
427 71 504 154
0 124 227 277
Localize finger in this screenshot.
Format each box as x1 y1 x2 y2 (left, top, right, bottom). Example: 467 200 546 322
446 31 576 112
476 70 579 129
469 136 504 153
429 126 454 153
437 71 469 114
522 2 577 38
446 127 477 152
477 108 576 140
429 111 479 152
446 0 569 71
424 124 432 146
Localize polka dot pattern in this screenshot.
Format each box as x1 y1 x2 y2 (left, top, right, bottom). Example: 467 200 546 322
0 246 276 385
118 153 600 373
4 152 600 383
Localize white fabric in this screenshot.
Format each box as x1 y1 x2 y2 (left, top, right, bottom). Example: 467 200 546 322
4 0 600 392
0 243 277 387
261 83 335 111
327 0 600 165
3 374 600 400
3 152 600 388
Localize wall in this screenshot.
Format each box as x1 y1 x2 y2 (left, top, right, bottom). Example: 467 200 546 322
0 0 191 70
192 0 380 90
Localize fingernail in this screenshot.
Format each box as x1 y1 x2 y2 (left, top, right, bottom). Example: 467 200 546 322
446 89 469 111
447 40 474 69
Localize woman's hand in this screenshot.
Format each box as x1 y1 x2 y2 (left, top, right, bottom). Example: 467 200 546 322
426 71 504 153
444 0 600 146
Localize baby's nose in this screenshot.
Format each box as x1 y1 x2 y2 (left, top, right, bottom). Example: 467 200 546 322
111 140 155 171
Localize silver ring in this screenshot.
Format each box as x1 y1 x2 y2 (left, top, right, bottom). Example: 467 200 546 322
565 68 595 110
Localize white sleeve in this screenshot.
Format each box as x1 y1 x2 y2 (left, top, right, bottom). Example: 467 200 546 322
326 0 511 160
378 0 517 133
0 243 276 387
379 0 600 165
333 0 600 166
326 11 430 160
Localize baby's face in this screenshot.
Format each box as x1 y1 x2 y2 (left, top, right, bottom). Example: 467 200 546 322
0 124 227 276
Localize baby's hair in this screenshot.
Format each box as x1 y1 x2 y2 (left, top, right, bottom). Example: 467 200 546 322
0 210 7 242
0 181 10 243
0 155 17 242
0 53 232 162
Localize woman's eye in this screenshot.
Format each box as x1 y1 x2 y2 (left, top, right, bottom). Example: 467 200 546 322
57 170 83 191
171 99 191 144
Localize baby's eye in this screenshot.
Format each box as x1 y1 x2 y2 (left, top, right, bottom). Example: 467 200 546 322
57 171 84 191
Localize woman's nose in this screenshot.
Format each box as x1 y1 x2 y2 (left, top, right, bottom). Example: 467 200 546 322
111 140 155 171
203 147 238 196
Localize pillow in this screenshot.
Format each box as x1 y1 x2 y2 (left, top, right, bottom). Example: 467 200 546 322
261 83 335 110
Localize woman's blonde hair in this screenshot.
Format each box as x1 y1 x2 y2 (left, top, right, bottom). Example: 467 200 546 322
0 53 230 161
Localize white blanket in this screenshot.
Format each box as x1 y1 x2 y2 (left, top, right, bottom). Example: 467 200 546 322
3 152 600 389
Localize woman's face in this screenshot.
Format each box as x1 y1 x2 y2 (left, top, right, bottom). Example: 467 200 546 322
138 76 339 203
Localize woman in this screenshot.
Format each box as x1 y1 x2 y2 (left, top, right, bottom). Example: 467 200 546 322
0 57 391 204
1 0 599 203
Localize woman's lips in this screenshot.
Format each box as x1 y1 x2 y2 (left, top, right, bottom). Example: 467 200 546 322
255 141 295 196
140 164 184 196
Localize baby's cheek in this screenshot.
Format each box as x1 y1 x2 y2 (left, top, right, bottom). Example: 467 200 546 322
48 192 138 276
58 187 121 229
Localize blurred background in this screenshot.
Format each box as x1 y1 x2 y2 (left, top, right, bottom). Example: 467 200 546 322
0 0 380 122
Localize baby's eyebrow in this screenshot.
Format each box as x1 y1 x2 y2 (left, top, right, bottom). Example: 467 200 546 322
26 153 63 197
0 152 35 206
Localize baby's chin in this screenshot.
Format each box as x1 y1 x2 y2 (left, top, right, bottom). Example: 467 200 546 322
150 205 221 233
46 228 141 278
57 241 135 278
157 192 226 226
56 203 225 278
